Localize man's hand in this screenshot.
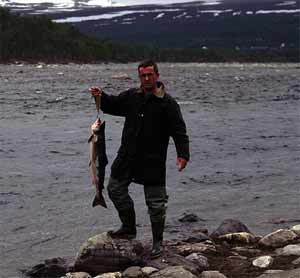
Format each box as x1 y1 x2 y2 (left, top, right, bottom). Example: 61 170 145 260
176 157 187 171
89 86 102 97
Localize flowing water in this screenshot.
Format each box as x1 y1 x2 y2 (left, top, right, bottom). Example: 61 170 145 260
0 63 299 277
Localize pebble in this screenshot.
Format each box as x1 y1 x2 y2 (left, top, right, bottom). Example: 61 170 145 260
252 256 274 268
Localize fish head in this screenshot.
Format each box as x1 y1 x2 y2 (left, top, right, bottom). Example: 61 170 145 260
91 118 102 134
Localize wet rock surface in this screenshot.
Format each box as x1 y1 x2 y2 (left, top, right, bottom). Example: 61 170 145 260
23 220 300 278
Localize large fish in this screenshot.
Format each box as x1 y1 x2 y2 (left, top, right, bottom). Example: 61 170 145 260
88 118 108 208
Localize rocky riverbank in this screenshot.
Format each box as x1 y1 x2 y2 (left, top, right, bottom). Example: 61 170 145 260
23 216 300 278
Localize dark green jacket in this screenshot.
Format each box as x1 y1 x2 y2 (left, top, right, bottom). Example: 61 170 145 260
101 83 189 186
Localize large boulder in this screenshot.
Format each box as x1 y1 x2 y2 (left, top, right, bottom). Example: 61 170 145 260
259 229 299 248
74 232 144 276
150 266 197 278
210 219 251 238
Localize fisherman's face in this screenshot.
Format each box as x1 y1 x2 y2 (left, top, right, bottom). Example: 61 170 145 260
139 66 159 92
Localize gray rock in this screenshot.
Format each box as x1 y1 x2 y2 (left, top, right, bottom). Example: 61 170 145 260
292 257 300 265
183 233 210 243
218 232 257 244
94 273 122 278
150 266 197 278
231 246 262 256
259 229 299 248
175 243 217 256
200 270 228 278
24 257 69 278
210 219 251 238
141 267 158 276
252 256 273 268
276 244 300 256
291 225 300 236
256 268 300 278
179 213 202 223
74 232 144 276
185 253 209 269
122 266 144 278
224 255 250 273
65 272 92 278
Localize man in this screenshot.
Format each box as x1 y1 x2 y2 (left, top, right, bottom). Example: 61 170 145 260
90 60 189 258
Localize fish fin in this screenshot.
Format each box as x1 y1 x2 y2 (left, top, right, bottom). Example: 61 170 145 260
88 134 93 143
92 193 107 208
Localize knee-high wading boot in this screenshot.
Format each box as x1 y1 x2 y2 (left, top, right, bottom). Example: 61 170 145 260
109 207 137 239
150 219 165 259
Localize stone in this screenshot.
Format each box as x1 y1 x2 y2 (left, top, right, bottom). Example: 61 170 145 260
175 243 217 256
94 273 122 278
150 266 197 278
185 253 209 269
148 254 200 275
179 213 202 222
141 267 158 276
292 257 300 265
231 246 262 256
74 232 144 276
111 73 131 80
65 272 92 278
24 257 69 278
218 232 257 244
259 229 299 248
252 256 274 268
291 225 300 236
210 219 251 238
224 255 250 273
122 266 144 278
276 244 300 256
200 270 228 278
183 233 210 243
256 268 300 278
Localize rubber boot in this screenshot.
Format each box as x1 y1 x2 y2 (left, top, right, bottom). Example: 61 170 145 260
109 207 137 239
150 220 165 259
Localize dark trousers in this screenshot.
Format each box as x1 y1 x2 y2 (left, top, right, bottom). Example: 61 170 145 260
107 176 168 223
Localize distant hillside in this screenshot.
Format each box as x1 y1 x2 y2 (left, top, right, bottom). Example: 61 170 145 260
0 7 148 62
0 6 298 63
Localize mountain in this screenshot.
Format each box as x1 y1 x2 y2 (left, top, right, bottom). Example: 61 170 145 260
1 0 299 50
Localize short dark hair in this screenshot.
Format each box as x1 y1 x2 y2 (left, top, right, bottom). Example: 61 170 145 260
138 60 159 74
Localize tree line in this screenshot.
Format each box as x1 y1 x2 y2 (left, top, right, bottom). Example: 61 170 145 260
0 7 298 63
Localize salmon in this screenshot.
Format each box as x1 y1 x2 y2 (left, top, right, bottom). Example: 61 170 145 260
88 118 108 208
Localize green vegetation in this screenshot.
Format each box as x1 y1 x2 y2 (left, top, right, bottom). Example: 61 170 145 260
0 7 298 63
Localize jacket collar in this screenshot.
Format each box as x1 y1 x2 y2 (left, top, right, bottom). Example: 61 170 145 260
138 81 166 98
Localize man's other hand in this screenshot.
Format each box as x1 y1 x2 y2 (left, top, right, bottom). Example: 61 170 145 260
89 86 102 97
176 157 187 171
